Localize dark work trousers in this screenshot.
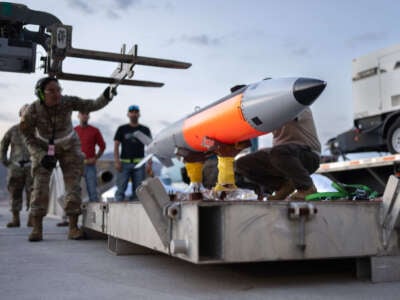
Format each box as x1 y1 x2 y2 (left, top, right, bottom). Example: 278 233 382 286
235 143 320 193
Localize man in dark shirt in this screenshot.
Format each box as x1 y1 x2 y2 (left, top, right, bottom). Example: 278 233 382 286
113 105 151 201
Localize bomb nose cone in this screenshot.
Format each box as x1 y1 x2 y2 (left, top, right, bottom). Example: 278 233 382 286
293 78 326 105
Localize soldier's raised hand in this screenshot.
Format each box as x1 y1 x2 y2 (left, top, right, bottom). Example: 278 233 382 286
103 86 118 100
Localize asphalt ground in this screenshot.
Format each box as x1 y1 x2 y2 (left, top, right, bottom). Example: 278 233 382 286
1 200 400 300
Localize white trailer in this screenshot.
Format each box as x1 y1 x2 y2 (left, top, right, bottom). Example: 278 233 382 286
329 44 400 154
318 154 400 194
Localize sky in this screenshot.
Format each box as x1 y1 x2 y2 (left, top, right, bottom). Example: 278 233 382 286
1 0 400 154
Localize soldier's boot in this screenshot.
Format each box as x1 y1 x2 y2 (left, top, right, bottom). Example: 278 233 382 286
290 184 317 201
7 211 20 227
268 180 295 200
68 215 84 240
28 216 43 242
26 214 33 227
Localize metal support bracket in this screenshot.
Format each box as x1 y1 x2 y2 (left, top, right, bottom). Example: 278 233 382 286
164 202 181 220
288 202 317 250
136 177 174 248
381 175 400 247
100 203 109 233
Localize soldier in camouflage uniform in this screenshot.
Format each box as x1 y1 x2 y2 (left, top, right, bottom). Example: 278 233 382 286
0 104 33 227
20 77 116 242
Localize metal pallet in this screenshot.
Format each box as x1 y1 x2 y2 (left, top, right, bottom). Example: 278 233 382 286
82 177 400 282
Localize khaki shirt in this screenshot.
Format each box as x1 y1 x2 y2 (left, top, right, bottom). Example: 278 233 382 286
0 124 31 166
272 107 321 153
21 94 111 159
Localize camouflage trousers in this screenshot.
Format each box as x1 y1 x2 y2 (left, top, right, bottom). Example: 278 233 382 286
30 141 84 217
7 164 32 212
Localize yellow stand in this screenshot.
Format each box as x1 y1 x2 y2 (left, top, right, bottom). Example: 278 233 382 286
185 162 204 184
214 156 237 191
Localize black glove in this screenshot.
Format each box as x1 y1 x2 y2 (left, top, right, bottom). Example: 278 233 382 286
41 155 57 170
103 86 117 100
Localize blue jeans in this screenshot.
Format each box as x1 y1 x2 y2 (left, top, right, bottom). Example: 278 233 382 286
115 163 145 201
83 164 98 202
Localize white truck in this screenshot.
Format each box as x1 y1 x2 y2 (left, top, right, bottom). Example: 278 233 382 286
328 44 400 155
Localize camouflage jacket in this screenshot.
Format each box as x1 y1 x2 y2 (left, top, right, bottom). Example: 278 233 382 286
0 124 31 167
20 93 111 159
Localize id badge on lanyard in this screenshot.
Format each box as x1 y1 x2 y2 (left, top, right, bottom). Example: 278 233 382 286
48 139 55 156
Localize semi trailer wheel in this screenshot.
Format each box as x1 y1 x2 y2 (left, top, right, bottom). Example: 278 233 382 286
387 119 400 154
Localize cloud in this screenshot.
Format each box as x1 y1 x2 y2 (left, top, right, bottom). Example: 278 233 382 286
158 120 171 127
163 2 175 11
89 113 126 146
67 0 142 17
92 122 115 146
166 34 224 47
115 0 141 9
105 0 143 19
67 0 95 14
291 47 309 57
106 9 120 19
345 32 387 48
316 112 351 145
105 0 173 19
0 112 16 122
282 39 311 57
96 113 124 125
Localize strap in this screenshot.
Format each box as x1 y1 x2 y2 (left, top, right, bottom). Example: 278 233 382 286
306 182 378 201
120 158 142 164
305 191 347 201
35 130 74 144
12 161 32 168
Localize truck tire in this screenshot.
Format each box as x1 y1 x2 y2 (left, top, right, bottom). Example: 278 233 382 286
387 119 400 153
